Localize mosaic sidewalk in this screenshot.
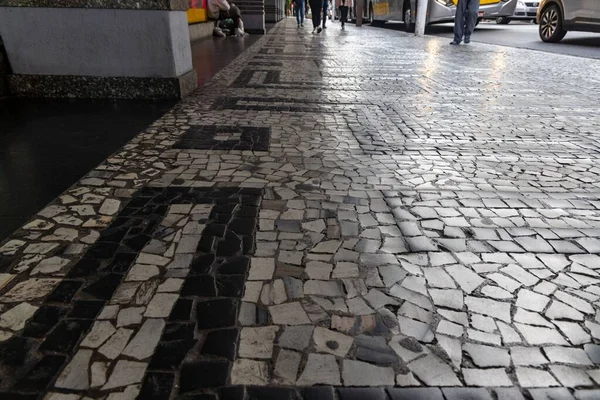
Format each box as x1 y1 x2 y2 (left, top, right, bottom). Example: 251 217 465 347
2 19 600 400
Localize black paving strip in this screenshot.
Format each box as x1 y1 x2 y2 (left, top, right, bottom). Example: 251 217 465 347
0 186 262 399
173 125 271 152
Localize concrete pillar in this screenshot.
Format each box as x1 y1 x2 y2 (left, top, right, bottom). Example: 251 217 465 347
236 0 266 33
415 0 427 36
0 0 197 100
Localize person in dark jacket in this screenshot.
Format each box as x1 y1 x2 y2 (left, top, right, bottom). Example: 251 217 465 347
309 0 324 33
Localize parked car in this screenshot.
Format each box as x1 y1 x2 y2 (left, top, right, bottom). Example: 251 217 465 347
496 0 539 23
537 0 600 42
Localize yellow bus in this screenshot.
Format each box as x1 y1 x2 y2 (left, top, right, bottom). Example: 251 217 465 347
356 0 518 31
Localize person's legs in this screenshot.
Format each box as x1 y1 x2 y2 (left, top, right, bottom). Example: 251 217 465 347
300 0 305 24
464 0 480 42
322 0 329 28
296 2 301 25
340 5 348 27
309 0 323 31
452 0 467 44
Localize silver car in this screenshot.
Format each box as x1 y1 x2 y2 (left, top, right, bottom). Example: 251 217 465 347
537 0 600 42
496 0 540 23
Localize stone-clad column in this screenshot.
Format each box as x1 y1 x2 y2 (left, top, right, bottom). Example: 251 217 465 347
0 0 197 99
235 0 266 34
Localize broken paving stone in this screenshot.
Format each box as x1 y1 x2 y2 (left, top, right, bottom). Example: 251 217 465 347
364 288 399 310
121 319 165 360
510 346 549 366
423 267 456 289
248 258 275 280
297 353 341 386
279 250 304 265
55 349 93 390
515 323 568 346
445 265 484 294
332 262 359 278
342 359 395 386
545 300 584 321
379 265 408 287
409 354 462 386
0 302 38 331
302 219 326 233
98 328 134 359
80 321 117 349
463 343 510 367
270 302 311 325
91 361 109 388
516 289 550 312
465 296 511 323
549 365 595 387
515 367 559 387
144 293 178 318
31 257 70 275
544 346 593 366
125 264 160 281
354 334 397 365
1 278 59 302
429 289 464 311
277 325 314 351
117 307 144 327
305 261 333 280
397 316 434 343
462 368 512 387
274 349 301 385
311 240 341 254
102 360 146 390
239 326 279 359
313 327 353 357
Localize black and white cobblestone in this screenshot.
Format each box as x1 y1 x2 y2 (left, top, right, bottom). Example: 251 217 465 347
1 19 600 399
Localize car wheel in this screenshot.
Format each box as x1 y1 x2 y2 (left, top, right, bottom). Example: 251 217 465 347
496 16 510 24
404 1 415 33
539 4 566 42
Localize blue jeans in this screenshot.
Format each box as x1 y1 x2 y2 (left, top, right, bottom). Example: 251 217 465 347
296 0 305 24
454 0 480 42
322 0 328 26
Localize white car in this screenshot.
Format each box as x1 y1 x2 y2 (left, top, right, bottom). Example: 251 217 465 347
496 0 539 23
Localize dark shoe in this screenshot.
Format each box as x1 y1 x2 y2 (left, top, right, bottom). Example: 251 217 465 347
450 40 461 45
323 24 327 29
464 37 471 43
317 27 322 33
301 23 304 27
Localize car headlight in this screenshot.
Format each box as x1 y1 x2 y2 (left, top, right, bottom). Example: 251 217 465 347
517 1 525 5
435 0 455 6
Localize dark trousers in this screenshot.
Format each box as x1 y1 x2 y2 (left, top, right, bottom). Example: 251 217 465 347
454 0 480 42
309 0 323 28
340 5 349 25
322 0 328 27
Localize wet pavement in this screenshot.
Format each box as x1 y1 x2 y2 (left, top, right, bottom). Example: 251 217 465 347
1 18 600 400
0 33 263 243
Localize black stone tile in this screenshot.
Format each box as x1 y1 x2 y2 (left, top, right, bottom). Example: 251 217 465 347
196 298 238 329
81 273 122 300
109 252 137 274
168 298 193 321
338 388 387 400
139 372 174 400
442 388 493 400
217 231 242 257
22 306 68 338
179 361 230 391
68 300 105 319
197 235 216 253
240 195 261 207
86 242 119 259
123 234 152 252
39 319 92 354
247 387 296 400
162 323 195 341
303 387 335 400
204 223 227 238
388 388 444 400
217 257 249 274
216 275 245 298
0 393 40 400
241 235 254 255
46 280 82 303
220 386 247 400
67 258 101 278
13 355 66 391
228 218 256 236
98 226 129 243
181 275 216 297
149 340 195 370
0 336 35 366
0 256 13 273
237 206 259 217
190 253 216 274
180 395 219 400
201 328 238 361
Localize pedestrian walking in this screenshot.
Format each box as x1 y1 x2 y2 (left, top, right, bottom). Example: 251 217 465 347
294 0 306 27
309 0 324 33
322 0 329 29
451 0 480 44
337 0 349 29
